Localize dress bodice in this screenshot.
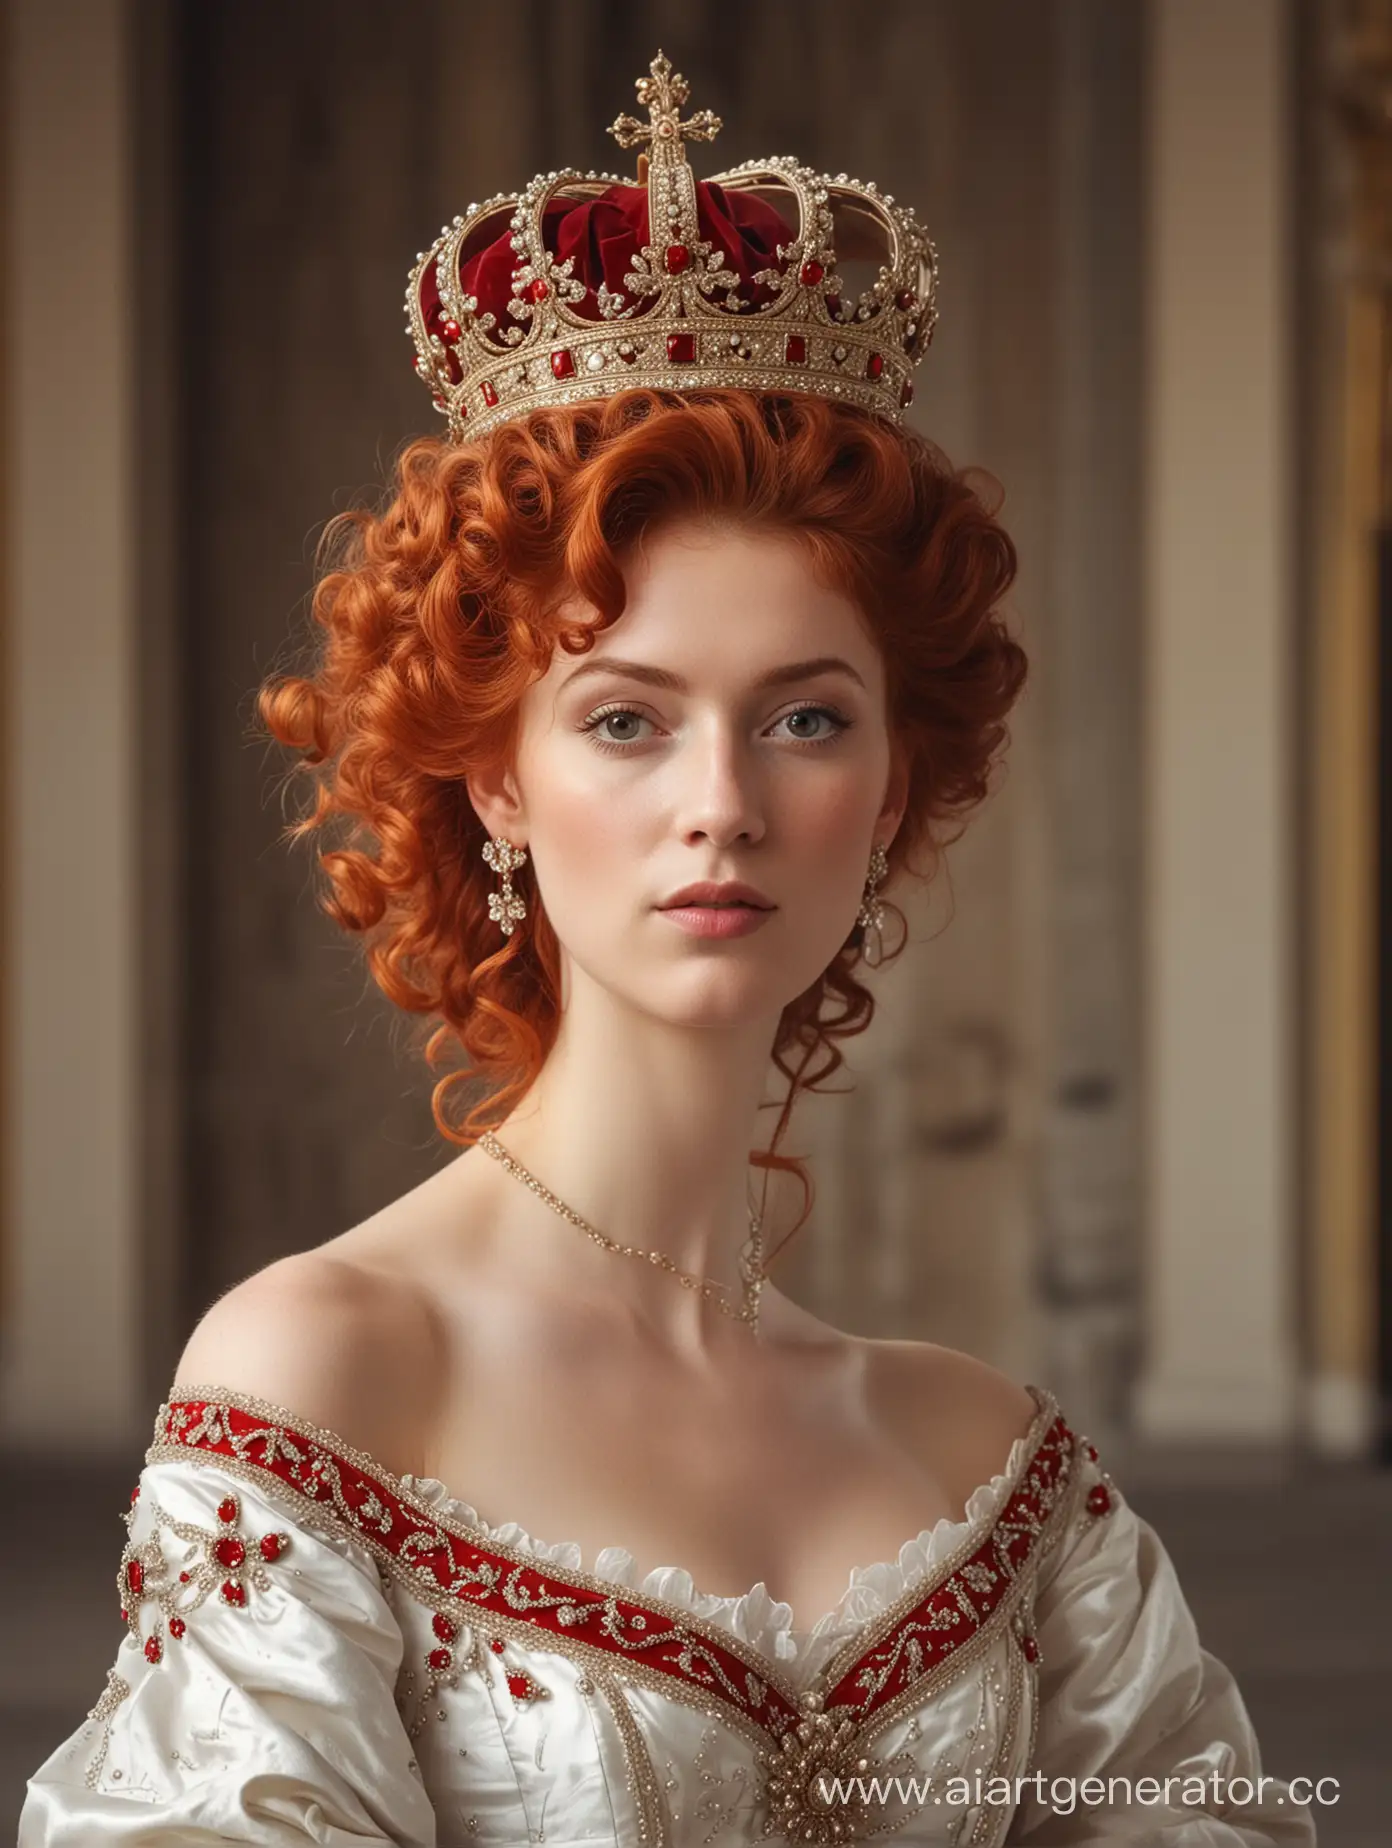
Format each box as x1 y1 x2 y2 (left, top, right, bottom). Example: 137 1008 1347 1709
19 1382 1317 1846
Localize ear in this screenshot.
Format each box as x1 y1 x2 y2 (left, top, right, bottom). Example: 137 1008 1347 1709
876 736 911 848
465 758 528 849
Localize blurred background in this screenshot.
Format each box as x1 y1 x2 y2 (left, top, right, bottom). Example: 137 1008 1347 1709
2 0 1390 1840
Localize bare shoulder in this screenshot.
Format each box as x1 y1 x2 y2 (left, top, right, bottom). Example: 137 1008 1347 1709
859 1336 1041 1506
170 1248 444 1476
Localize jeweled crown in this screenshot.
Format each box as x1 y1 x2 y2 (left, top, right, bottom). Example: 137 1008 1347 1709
405 51 939 442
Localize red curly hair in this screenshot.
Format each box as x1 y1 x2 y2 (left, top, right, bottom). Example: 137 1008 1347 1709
256 389 1025 1260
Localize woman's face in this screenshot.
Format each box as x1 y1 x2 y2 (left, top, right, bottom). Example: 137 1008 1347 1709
473 519 907 1029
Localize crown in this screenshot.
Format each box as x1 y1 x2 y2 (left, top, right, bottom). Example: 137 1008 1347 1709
405 51 939 443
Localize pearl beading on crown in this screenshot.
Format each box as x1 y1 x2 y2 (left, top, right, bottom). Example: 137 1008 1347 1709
405 50 940 443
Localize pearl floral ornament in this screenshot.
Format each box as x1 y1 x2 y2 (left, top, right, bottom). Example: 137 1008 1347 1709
855 841 889 966
482 836 528 937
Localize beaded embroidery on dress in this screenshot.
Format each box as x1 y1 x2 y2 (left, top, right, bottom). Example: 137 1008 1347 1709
19 1381 1316 1846
392 1435 1042 1691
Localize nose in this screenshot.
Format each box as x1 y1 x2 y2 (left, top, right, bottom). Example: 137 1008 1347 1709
672 715 767 848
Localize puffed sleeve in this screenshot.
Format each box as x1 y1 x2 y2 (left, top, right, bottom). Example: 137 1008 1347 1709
1007 1446 1317 1845
19 1456 439 1845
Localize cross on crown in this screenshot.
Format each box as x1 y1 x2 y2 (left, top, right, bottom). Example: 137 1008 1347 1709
608 51 722 161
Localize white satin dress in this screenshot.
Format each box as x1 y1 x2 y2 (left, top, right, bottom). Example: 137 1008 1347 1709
19 1381 1316 1846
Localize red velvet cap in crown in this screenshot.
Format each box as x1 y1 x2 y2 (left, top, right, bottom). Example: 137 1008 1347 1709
405 50 939 442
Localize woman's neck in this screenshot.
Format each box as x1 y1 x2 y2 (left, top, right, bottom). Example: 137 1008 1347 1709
469 984 784 1347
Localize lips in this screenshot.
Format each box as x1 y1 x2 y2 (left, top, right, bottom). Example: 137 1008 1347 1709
658 881 775 911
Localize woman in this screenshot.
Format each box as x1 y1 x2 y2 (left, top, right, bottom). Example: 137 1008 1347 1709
21 52 1315 1848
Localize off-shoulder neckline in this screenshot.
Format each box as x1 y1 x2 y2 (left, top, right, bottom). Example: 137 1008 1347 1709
157 1379 1060 1678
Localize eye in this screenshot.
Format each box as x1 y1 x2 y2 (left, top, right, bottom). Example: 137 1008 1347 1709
774 703 853 745
577 701 855 755
581 705 654 750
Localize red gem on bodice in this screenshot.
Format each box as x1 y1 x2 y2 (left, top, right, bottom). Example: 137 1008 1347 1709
214 1536 246 1570
220 1580 247 1607
433 1612 458 1643
1086 1483 1112 1516
489 1637 506 1654
1021 1634 1040 1663
259 1532 285 1562
144 1634 162 1664
217 1496 238 1524
126 1560 144 1596
168 1616 186 1639
428 1647 453 1672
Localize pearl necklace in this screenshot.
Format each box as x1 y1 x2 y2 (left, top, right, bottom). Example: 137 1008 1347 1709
475 1130 767 1329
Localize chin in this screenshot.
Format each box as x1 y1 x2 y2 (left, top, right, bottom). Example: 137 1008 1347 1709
635 947 836 1029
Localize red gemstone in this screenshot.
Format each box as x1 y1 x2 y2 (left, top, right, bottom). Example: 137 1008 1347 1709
1086 1483 1112 1517
550 348 575 380
433 1612 458 1643
220 1579 246 1607
214 1536 246 1570
126 1560 144 1596
480 381 499 407
524 277 549 304
1085 1441 1099 1461
168 1616 186 1640
440 318 461 343
1021 1635 1040 1663
665 243 691 275
428 1646 452 1672
217 1496 238 1524
507 1673 535 1701
144 1634 162 1664
119 1607 128 1622
867 352 884 380
130 1484 140 1504
900 380 914 408
800 259 825 287
178 1571 190 1583
666 332 695 364
259 1532 284 1562
489 1638 506 1655
785 334 807 365
896 290 916 311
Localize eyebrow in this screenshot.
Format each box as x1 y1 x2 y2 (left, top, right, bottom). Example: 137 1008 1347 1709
558 654 867 694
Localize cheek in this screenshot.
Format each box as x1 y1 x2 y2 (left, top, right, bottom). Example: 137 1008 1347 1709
522 761 657 919
782 773 882 870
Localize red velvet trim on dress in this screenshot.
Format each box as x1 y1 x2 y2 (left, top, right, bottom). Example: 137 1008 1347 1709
151 1391 1079 1745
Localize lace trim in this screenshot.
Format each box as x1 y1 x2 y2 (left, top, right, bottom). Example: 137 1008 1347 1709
395 1430 1037 1684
